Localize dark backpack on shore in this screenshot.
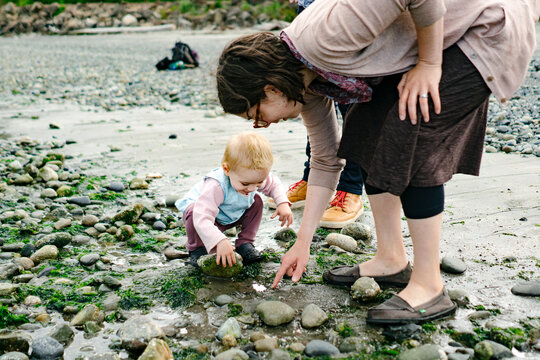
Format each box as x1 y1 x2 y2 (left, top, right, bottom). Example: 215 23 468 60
156 40 200 71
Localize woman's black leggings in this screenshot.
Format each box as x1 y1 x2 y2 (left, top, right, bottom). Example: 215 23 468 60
361 169 444 220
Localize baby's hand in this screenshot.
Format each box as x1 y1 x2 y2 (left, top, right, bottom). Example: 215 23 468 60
215 238 236 267
271 203 293 227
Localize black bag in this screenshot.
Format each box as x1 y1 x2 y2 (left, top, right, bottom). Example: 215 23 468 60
156 40 199 71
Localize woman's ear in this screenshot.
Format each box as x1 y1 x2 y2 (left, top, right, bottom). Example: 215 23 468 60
263 84 283 96
222 163 230 175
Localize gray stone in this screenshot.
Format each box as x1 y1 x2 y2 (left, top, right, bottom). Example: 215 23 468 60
511 281 540 296
141 212 160 223
129 177 148 189
79 253 100 266
49 324 74 346
216 317 242 341
0 263 21 280
118 315 165 352
198 254 243 277
35 232 71 249
304 340 339 357
268 349 290 360
67 196 91 206
20 243 36 257
165 194 180 207
82 215 99 227
468 310 492 320
0 333 31 354
30 336 64 359
8 160 23 171
273 227 296 242
103 293 121 312
339 337 368 353
214 294 234 306
254 337 278 352
40 167 58 182
0 352 29 360
350 277 381 301
441 256 467 274
398 344 447 360
474 340 512 360
30 245 58 263
448 352 473 360
138 338 173 360
23 295 41 306
121 14 138 26
215 349 249 360
111 203 144 224
102 275 121 289
448 289 470 307
163 247 188 260
340 222 372 243
0 283 19 296
13 174 33 185
41 188 58 198
38 266 55 278
256 301 295 326
13 274 35 283
153 220 166 230
301 303 328 328
382 324 422 340
70 304 104 326
2 242 25 252
326 233 360 253
54 218 71 230
107 182 125 192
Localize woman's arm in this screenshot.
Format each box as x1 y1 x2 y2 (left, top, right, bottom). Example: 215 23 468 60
397 17 444 124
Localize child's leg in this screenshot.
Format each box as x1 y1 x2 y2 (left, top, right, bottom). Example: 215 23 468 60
183 203 206 252
235 194 263 248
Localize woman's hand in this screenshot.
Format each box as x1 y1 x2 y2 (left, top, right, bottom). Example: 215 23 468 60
271 203 293 227
271 241 310 288
397 61 442 125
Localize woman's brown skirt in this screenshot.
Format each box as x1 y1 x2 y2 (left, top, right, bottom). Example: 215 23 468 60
339 45 491 196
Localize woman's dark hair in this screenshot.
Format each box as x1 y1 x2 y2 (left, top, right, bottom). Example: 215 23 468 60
216 32 306 115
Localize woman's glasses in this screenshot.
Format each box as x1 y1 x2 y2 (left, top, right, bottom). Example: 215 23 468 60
251 103 268 128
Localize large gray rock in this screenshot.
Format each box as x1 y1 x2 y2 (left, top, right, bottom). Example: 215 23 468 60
198 254 243 277
325 233 359 253
30 336 64 359
70 304 104 326
350 277 381 301
216 317 241 341
256 301 295 326
79 253 100 266
214 349 249 360
30 245 58 263
301 303 328 329
269 349 290 360
441 256 467 274
67 196 91 206
35 232 72 248
49 324 74 346
118 315 165 352
474 340 512 360
304 340 339 357
121 14 138 26
511 281 540 296
0 333 31 353
340 222 372 243
398 344 447 360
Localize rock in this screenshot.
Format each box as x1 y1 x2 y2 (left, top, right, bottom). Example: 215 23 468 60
138 338 173 360
441 256 467 274
40 167 58 182
268 349 290 360
107 182 125 192
70 304 104 326
0 283 19 296
49 324 74 346
474 340 512 360
214 294 234 306
215 349 249 360
30 336 64 359
511 281 540 296
129 178 148 190
67 196 91 206
54 218 71 230
256 301 295 326
350 277 381 301
80 253 100 266
23 295 41 306
326 233 361 253
468 311 492 320
38 266 55 278
102 275 121 289
116 225 135 240
216 317 241 341
20 243 36 257
165 195 180 207
304 340 339 357
289 342 305 353
254 337 278 352
119 316 165 352
56 185 72 197
0 352 29 360
448 289 470 307
163 247 188 260
301 303 328 328
41 188 58 198
0 263 22 280
35 232 72 248
250 332 266 342
103 293 121 312
382 324 422 340
340 222 372 242
273 227 296 242
84 321 101 334
0 333 31 354
122 14 138 26
13 174 33 185
398 344 447 360
198 254 243 277
112 203 144 224
30 245 58 263
153 220 166 230
8 160 23 171
222 334 237 347
82 215 99 227
339 337 368 353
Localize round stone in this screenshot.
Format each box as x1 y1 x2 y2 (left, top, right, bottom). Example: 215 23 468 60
511 281 540 296
441 256 467 274
214 294 234 306
79 253 100 266
256 301 295 326
107 182 125 192
350 277 381 301
304 340 339 357
30 337 64 359
301 304 328 329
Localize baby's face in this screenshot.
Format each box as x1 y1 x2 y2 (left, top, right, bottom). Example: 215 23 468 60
225 166 269 196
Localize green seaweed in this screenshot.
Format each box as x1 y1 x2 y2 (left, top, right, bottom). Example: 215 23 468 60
0 306 29 328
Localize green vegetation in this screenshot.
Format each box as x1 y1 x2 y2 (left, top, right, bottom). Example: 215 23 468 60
227 303 243 317
127 236 163 252
0 306 29 328
336 321 356 338
90 191 126 202
237 262 262 280
118 289 153 310
16 284 104 311
155 270 206 308
172 348 209 360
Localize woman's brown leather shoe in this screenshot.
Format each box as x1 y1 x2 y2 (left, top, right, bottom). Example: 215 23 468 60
322 262 412 288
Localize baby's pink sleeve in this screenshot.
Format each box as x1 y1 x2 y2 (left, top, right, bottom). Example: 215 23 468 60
192 178 227 253
258 173 290 207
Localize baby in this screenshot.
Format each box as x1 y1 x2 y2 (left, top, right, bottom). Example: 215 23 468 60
176 131 293 268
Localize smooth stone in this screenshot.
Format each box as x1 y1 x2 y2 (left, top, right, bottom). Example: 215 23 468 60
38 266 56 277
382 324 422 340
268 349 290 360
441 256 467 274
325 233 360 253
468 311 492 320
107 182 125 192
165 194 180 207
215 349 249 360
80 253 100 266
340 222 372 242
0 263 20 280
350 277 381 301
304 340 340 357
254 338 278 352
30 336 64 359
30 245 58 263
13 274 35 283
20 243 36 257
339 337 368 353
256 301 295 327
49 324 74 346
13 174 33 185
35 232 72 249
511 281 540 296
70 304 104 326
214 294 234 306
67 196 91 206
301 303 328 329
41 188 58 198
111 203 144 224
0 333 31 353
129 178 149 190
447 353 472 360
23 295 41 306
82 215 99 227
216 317 241 341
153 220 167 231
8 160 23 171
138 338 173 360
118 315 165 352
102 275 121 289
273 227 296 242
84 321 102 334
289 342 305 353
398 344 447 360
0 352 29 360
94 223 108 232
221 334 237 347
141 213 160 223
474 340 512 360
163 247 188 260
54 218 71 230
56 185 72 197
2 242 25 252
39 167 58 182
198 254 243 277
0 283 19 296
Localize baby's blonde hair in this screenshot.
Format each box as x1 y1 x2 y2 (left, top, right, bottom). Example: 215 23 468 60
222 131 273 170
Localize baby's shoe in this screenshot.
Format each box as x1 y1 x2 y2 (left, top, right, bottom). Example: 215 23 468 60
189 247 208 267
236 243 262 265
